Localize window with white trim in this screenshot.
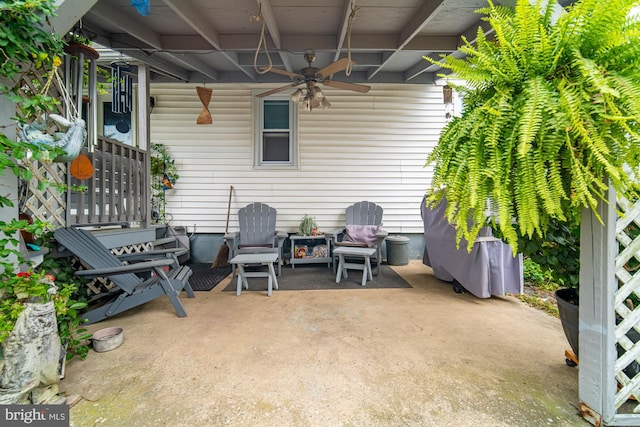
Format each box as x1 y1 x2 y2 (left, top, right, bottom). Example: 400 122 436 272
253 93 298 168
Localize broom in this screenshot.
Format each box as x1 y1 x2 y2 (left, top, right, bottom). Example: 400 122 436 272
212 185 233 268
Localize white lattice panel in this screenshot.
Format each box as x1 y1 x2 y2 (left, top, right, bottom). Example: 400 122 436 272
111 243 153 256
16 66 68 228
73 242 154 296
22 161 67 228
615 195 640 411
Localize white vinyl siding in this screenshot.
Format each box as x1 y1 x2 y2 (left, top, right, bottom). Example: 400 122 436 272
150 83 446 234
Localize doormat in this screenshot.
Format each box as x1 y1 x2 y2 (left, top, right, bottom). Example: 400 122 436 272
186 262 232 291
223 263 412 292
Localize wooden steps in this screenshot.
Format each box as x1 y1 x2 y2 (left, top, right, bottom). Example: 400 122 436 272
153 227 191 264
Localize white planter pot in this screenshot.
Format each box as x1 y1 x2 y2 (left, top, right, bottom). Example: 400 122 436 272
0 301 64 404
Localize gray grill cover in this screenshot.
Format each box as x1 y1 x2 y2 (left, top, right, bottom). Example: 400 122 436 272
421 195 523 298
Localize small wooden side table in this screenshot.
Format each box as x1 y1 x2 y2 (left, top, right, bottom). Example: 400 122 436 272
289 234 333 269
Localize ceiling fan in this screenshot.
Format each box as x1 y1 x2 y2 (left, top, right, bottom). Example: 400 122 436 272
256 50 371 111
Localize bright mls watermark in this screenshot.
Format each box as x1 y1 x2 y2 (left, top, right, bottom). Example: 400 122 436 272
1 405 69 427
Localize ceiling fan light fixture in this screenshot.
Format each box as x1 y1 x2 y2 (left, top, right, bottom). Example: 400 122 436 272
320 97 331 110
304 98 312 112
290 88 303 102
255 49 370 102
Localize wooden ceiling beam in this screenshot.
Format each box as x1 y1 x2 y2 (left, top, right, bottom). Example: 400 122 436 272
163 0 255 80
367 0 447 80
90 1 162 49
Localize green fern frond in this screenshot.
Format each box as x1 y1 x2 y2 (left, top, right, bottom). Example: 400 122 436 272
517 77 545 157
424 0 640 253
573 54 619 97
608 73 640 117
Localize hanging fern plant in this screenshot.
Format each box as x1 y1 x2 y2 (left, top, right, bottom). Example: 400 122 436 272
425 0 640 253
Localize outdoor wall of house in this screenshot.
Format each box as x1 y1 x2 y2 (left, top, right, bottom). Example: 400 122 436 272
149 83 447 262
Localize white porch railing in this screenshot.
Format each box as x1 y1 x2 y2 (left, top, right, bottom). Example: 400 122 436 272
67 136 149 227
22 136 149 228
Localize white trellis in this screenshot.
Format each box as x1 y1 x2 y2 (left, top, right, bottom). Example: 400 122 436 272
579 185 640 425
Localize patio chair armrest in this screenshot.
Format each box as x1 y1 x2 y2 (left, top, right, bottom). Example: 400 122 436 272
118 251 179 269
275 230 287 241
74 258 175 277
224 232 239 247
275 230 287 252
325 229 344 242
376 229 389 238
118 249 181 261
373 229 388 249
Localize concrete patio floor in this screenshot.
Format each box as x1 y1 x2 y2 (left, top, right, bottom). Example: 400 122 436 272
60 260 587 427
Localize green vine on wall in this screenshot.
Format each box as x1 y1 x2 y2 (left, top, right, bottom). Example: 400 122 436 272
0 1 91 359
150 143 179 224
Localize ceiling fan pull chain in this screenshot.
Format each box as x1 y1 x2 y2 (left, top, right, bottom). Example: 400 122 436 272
252 5 273 74
345 4 361 76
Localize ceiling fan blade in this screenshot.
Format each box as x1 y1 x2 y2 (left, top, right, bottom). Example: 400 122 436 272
259 66 304 79
316 58 354 77
322 79 371 93
256 83 300 98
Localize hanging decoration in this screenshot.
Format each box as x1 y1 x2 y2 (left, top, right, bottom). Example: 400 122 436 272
111 61 133 115
443 85 454 120
130 0 150 16
196 86 213 125
17 60 88 163
69 151 94 180
18 114 87 163
162 174 173 190
251 4 273 74
64 37 98 176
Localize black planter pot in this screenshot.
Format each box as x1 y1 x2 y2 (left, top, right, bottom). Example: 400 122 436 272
556 288 640 376
555 288 579 365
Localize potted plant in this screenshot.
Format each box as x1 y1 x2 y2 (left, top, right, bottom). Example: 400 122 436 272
294 215 318 258
150 143 180 224
63 30 99 60
298 214 317 236
518 217 581 363
424 0 640 358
